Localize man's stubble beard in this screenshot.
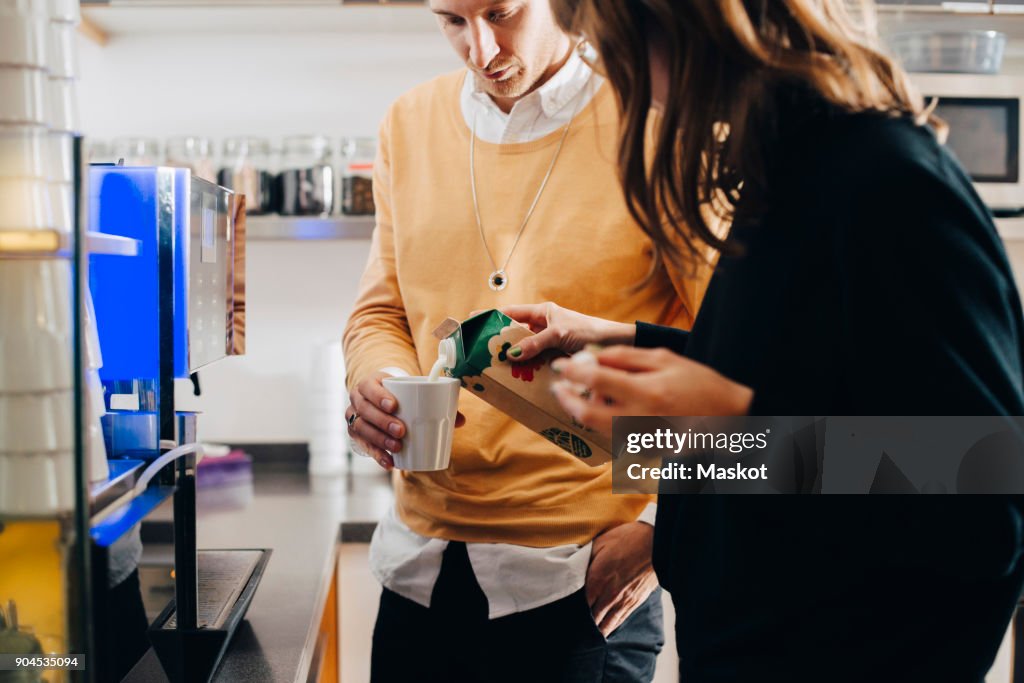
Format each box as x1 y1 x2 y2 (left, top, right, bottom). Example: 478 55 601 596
474 67 532 100
471 29 568 103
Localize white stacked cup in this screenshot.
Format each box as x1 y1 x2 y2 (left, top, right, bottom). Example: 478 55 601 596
307 341 349 477
46 0 79 234
0 0 51 235
84 288 110 484
0 2 48 130
0 0 82 515
0 259 75 514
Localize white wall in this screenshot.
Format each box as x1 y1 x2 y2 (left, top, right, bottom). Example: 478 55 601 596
77 17 460 141
77 14 459 442
174 240 372 442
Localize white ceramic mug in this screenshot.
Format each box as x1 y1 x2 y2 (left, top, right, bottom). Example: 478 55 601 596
47 76 77 134
0 389 73 452
0 450 73 515
0 175 51 228
381 376 460 471
0 66 46 125
0 260 73 393
0 127 47 178
46 130 72 182
310 388 345 413
0 1 47 16
0 452 56 515
47 0 80 24
0 14 47 69
46 20 76 78
47 180 72 231
308 444 348 477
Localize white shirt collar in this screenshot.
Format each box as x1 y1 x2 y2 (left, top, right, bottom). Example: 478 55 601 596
462 47 600 133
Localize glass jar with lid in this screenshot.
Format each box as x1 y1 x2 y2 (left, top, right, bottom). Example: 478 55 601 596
278 135 333 217
86 139 112 164
217 137 275 215
165 136 215 182
110 137 160 166
340 136 376 216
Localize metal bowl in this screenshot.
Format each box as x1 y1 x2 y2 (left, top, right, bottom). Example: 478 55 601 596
888 30 1007 74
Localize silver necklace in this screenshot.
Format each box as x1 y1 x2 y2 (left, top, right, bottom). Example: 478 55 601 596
469 84 588 291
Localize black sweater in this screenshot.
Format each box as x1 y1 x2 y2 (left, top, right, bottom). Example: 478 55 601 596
637 110 1024 682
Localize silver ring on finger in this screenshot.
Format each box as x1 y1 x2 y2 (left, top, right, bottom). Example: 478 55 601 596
347 411 359 428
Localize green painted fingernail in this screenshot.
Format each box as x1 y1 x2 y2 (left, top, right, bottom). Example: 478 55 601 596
509 347 522 358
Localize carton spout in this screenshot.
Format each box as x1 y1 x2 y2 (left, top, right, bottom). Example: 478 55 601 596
437 338 457 370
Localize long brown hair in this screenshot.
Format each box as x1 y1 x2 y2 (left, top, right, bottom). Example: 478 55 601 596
552 0 940 268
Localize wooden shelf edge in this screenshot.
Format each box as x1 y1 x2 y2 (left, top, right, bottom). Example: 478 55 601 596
78 15 111 47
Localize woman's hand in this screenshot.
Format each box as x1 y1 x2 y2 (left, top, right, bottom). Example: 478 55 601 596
500 302 636 361
551 346 753 437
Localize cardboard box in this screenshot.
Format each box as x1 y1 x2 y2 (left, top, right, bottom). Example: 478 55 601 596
433 310 612 466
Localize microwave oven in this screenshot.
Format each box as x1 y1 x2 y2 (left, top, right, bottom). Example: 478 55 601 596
910 73 1024 214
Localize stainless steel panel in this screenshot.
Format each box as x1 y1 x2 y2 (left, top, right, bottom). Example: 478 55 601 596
186 175 233 373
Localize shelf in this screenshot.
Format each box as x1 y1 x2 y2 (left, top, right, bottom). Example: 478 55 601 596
878 2 1024 15
234 215 1024 243
878 5 1024 44
246 215 374 241
80 4 436 37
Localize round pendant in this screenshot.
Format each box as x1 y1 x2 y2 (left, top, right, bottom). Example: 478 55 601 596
488 270 508 291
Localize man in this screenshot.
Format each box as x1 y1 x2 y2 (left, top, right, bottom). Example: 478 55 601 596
342 1 708 680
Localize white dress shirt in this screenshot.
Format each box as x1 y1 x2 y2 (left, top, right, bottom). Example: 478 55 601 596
460 44 599 144
370 51 656 620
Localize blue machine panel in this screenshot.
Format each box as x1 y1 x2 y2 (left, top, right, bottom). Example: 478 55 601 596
89 166 169 382
90 167 235 384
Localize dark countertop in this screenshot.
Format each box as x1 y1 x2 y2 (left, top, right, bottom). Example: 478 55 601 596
123 463 392 683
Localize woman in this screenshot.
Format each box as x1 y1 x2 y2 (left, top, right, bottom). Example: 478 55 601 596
505 0 1024 680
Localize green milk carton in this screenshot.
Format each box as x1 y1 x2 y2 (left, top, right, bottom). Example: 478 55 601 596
432 310 612 466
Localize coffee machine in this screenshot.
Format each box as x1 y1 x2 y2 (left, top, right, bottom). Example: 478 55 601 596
86 166 262 683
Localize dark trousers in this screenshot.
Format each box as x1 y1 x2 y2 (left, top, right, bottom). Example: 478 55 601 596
371 541 664 683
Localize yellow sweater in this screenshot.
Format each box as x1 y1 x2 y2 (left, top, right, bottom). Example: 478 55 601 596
343 70 709 547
